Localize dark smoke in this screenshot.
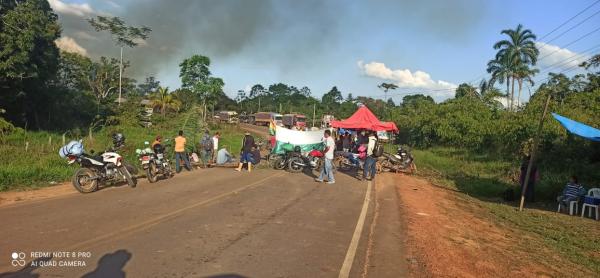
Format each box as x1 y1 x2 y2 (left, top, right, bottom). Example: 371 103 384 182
56 0 487 84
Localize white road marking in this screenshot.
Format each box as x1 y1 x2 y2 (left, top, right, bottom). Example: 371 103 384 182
339 180 372 278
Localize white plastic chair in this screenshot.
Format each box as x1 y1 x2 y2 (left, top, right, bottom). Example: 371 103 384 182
557 199 579 215
581 188 600 220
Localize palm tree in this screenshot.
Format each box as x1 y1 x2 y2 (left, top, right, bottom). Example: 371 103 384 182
151 87 182 115
492 24 539 110
487 55 514 109
514 65 539 108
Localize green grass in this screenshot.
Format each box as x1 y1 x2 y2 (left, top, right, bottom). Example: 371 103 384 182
412 146 600 273
0 108 252 191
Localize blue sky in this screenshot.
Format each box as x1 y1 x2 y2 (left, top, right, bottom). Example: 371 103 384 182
51 0 600 103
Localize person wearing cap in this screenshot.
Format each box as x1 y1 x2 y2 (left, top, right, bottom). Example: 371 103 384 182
235 131 255 172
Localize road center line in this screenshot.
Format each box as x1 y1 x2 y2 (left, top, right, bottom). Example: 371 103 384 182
339 180 372 278
65 172 284 252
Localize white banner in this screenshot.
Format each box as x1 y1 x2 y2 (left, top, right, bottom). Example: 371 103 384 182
275 126 324 145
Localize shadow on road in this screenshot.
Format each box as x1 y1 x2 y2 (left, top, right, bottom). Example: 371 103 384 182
0 255 54 278
203 275 248 278
82 249 132 278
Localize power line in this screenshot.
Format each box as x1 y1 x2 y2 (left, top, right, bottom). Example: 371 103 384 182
538 43 600 74
538 25 600 61
538 0 600 41
544 8 600 44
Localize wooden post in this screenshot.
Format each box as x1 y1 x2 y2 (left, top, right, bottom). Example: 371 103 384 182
48 136 52 149
25 141 29 152
519 94 552 211
62 133 66 145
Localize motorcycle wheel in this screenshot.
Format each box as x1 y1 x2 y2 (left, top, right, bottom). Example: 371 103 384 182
124 161 138 175
287 156 304 173
120 166 137 188
146 163 158 183
272 156 287 170
72 168 98 193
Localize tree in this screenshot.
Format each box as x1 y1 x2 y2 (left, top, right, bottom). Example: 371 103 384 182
0 0 60 127
322 86 343 112
179 55 211 90
455 83 480 99
491 24 539 110
137 76 160 96
487 54 514 110
85 57 129 113
514 65 538 108
88 16 151 106
402 94 434 107
151 86 181 115
346 93 354 101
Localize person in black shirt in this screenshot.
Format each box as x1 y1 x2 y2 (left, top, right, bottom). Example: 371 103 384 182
235 132 256 172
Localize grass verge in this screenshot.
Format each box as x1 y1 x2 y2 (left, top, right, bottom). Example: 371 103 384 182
413 147 600 273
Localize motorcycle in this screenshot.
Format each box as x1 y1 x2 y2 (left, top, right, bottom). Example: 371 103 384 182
64 145 136 193
379 146 416 173
137 141 174 183
287 148 324 173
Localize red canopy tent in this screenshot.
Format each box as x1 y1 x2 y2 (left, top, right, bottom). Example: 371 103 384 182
330 105 399 132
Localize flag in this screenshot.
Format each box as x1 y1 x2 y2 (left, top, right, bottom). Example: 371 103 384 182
272 125 324 154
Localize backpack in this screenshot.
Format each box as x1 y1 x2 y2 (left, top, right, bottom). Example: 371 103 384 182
201 134 213 151
372 141 384 157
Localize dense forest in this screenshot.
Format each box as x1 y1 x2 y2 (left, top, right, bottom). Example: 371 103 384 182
1 0 599 192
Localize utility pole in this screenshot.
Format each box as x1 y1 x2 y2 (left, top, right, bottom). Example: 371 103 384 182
519 93 552 211
258 97 261 112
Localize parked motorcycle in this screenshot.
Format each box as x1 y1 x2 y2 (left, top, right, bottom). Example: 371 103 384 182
379 146 416 173
137 141 174 183
287 148 324 173
63 133 137 193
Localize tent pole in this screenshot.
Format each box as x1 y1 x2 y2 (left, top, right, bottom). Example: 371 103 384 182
519 94 552 211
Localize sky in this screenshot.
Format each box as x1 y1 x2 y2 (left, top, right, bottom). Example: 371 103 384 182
50 0 600 103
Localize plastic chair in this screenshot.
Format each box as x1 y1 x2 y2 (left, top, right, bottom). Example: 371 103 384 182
581 188 600 220
557 199 579 215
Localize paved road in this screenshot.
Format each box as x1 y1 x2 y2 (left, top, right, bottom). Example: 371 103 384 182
0 165 407 277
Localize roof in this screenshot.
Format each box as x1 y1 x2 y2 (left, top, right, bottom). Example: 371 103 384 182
330 106 398 132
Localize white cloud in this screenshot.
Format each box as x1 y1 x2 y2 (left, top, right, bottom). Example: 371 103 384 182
357 60 457 97
49 0 95 17
536 42 590 68
55 36 88 56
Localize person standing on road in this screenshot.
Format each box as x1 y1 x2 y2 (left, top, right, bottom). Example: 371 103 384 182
236 132 255 172
174 130 191 173
315 129 335 184
199 129 213 167
212 132 220 162
363 131 378 181
342 131 351 152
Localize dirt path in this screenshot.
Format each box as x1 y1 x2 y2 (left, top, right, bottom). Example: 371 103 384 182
390 174 587 277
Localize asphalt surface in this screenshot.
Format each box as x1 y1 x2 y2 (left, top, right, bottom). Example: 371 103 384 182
0 165 408 278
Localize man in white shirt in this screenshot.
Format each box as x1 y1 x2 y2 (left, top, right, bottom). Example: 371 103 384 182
315 130 335 184
363 131 378 181
212 132 220 162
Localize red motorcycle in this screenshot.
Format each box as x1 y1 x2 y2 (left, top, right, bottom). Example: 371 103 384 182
287 148 324 173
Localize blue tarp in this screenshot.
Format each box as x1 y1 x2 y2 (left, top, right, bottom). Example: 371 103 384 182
552 113 600 142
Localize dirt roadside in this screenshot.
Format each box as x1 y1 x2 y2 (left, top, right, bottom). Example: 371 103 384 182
391 174 589 277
